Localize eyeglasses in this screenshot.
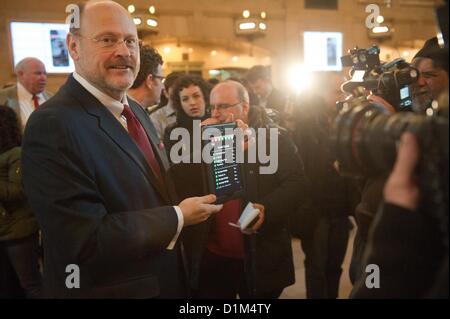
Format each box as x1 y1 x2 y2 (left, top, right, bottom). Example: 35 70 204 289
73 33 139 50
209 101 242 111
152 74 165 82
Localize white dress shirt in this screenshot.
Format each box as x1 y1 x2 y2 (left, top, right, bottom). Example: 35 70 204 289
17 82 46 127
150 102 177 140
73 72 183 250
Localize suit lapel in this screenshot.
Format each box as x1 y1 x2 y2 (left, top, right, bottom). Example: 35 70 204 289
128 99 170 170
64 75 169 202
128 99 173 203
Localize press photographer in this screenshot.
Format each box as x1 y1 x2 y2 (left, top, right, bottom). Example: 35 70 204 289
333 33 448 283
333 3 448 298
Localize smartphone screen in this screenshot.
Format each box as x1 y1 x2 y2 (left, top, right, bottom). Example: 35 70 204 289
50 29 69 67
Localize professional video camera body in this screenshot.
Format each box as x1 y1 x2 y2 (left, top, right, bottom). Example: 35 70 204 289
332 45 449 252
339 45 418 112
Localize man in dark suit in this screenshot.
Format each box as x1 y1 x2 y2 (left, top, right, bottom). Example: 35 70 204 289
0 57 52 131
21 0 222 298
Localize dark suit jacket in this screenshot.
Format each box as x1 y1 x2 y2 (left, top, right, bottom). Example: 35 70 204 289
21 75 184 298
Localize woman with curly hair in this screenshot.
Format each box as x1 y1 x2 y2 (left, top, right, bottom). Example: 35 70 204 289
0 105 41 298
163 75 211 163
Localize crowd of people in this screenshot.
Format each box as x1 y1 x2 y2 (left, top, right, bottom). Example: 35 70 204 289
0 0 448 299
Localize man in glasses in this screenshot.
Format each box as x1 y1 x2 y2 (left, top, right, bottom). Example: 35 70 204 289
128 45 166 112
183 80 309 299
21 0 222 298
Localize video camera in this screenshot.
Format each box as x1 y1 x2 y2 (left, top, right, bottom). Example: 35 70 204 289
339 45 418 112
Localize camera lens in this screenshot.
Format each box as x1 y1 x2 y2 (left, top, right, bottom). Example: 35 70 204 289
332 100 432 177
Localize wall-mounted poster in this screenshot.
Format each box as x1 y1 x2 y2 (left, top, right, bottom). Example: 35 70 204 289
304 32 343 71
10 22 75 73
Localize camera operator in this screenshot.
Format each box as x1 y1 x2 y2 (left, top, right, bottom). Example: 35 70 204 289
339 0 448 297
348 37 448 284
351 131 448 298
412 37 449 113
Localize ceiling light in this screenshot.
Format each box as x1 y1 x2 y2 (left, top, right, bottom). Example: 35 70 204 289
146 18 158 27
372 26 389 33
239 22 256 30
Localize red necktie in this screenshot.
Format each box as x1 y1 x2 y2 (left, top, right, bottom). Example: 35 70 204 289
121 104 164 187
32 95 40 109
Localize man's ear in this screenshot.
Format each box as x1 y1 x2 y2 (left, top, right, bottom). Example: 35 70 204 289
145 74 154 89
67 33 80 61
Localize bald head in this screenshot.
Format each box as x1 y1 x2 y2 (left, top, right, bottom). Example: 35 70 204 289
73 1 134 34
66 0 140 100
210 80 250 123
212 80 250 104
15 57 47 95
15 57 44 74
